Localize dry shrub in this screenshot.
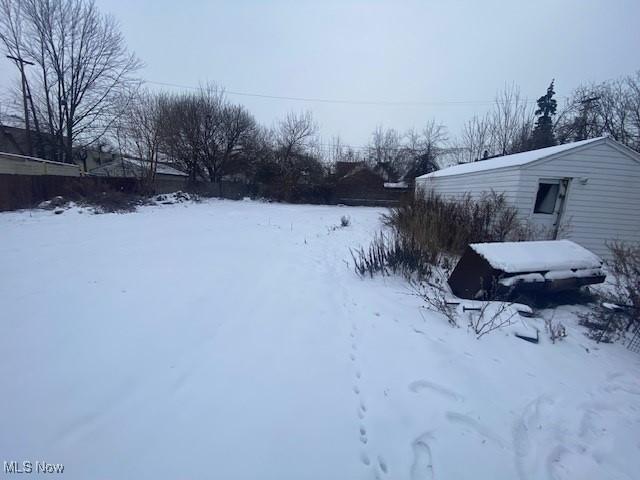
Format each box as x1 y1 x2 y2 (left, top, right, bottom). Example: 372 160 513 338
382 190 532 256
352 191 532 281
579 241 640 342
609 241 640 320
409 272 458 326
351 231 439 280
80 191 150 213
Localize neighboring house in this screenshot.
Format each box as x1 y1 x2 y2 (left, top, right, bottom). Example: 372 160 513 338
79 149 121 173
89 156 188 180
0 124 65 162
415 136 640 259
0 151 80 176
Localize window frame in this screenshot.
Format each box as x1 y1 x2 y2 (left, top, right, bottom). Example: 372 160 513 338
533 180 561 215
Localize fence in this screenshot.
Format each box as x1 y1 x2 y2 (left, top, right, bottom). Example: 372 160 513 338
0 172 411 211
0 174 143 211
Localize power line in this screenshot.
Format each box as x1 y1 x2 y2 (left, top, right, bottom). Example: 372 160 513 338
145 79 546 107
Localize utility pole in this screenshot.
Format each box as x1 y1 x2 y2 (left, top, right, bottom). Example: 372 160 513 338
6 54 35 156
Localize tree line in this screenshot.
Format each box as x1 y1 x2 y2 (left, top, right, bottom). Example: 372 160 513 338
1 0 639 196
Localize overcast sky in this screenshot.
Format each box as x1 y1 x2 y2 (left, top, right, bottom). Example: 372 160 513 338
2 0 639 148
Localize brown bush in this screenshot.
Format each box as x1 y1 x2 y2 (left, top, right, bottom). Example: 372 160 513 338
382 191 532 256
579 242 640 342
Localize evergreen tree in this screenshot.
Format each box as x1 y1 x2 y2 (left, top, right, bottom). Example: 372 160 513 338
531 80 557 149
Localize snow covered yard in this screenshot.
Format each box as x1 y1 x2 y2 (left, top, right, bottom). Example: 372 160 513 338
1 199 639 480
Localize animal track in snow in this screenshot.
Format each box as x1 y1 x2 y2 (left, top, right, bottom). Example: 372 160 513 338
377 455 388 475
360 452 371 466
411 433 435 480
354 385 360 394
409 380 464 402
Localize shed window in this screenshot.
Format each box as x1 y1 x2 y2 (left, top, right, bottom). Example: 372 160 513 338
534 182 559 214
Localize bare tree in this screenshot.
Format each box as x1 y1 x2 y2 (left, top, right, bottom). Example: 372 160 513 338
275 110 317 162
490 83 534 155
217 102 257 179
112 89 165 187
459 113 492 162
159 91 205 183
555 71 640 152
0 0 142 163
366 125 403 179
403 120 448 177
272 110 320 198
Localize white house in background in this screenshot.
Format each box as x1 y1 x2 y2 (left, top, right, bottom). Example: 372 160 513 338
415 136 640 259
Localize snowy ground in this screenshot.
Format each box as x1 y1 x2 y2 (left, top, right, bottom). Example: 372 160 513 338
1 199 639 479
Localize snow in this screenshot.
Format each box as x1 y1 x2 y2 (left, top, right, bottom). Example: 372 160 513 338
417 137 606 179
544 268 605 280
470 239 604 273
91 157 187 177
499 272 545 287
1 199 639 479
383 181 409 189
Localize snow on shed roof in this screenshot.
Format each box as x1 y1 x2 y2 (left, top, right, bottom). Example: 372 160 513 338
418 137 606 179
469 239 603 273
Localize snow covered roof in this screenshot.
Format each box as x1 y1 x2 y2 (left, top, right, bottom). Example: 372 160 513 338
418 137 606 179
91 157 187 177
124 158 187 176
469 239 603 273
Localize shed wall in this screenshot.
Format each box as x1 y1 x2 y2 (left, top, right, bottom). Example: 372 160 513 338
415 141 640 259
520 143 640 257
415 168 522 204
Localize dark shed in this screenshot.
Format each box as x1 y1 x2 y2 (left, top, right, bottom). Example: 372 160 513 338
448 240 606 300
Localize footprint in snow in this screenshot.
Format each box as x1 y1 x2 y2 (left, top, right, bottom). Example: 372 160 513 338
445 411 507 448
411 434 435 480
409 380 464 402
378 455 388 475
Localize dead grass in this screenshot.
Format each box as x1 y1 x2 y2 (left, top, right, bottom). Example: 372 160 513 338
382 191 532 256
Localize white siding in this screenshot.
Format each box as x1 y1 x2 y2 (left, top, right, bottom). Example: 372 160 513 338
519 143 640 258
415 140 640 259
415 167 522 204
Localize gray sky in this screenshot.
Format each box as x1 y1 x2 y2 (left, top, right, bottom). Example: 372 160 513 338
3 0 639 148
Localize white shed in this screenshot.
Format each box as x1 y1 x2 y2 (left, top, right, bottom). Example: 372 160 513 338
415 137 640 259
